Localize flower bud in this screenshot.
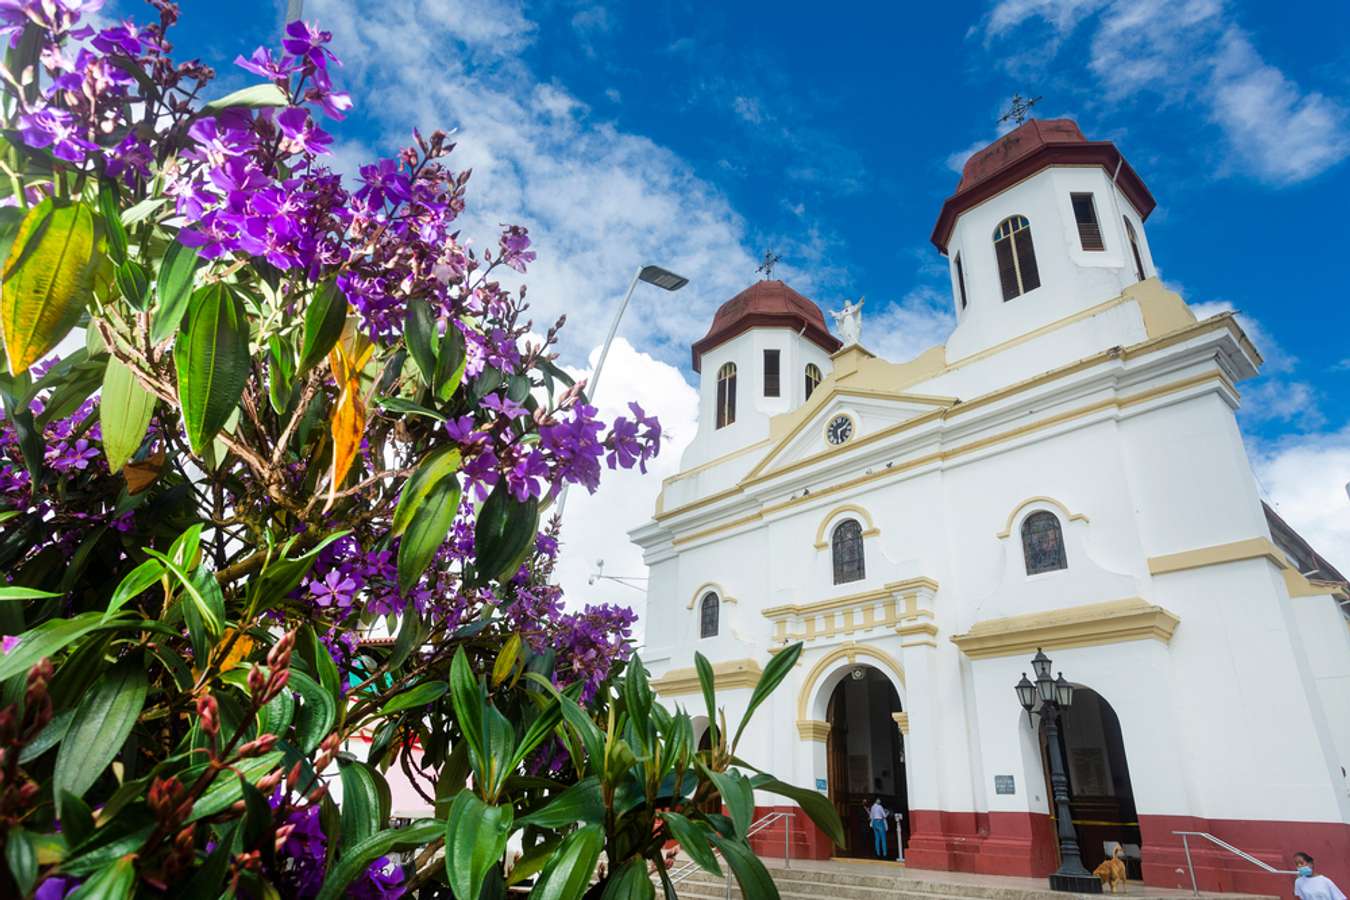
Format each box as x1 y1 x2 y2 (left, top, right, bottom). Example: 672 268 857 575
196 694 219 737
247 665 266 698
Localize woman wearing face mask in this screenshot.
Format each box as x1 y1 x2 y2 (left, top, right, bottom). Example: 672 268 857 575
1293 853 1345 900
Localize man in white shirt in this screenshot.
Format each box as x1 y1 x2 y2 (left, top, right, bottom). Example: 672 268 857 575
867 799 890 858
1294 853 1346 900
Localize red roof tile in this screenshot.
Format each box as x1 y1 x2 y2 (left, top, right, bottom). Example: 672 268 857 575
691 280 841 372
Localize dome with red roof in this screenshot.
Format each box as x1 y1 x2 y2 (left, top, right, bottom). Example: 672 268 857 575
691 280 841 371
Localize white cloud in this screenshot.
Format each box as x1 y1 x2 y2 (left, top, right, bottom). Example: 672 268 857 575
1190 300 1322 427
978 0 1350 184
1252 427 1350 574
865 286 957 364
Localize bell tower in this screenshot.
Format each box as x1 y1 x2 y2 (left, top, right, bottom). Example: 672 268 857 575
682 280 841 469
931 119 1159 360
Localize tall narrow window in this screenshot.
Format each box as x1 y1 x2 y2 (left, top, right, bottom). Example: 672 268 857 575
1123 217 1146 282
1071 193 1104 251
993 215 1040 301
715 362 737 429
699 592 719 638
1021 511 1067 575
804 363 822 400
955 253 968 310
763 349 780 397
831 519 865 585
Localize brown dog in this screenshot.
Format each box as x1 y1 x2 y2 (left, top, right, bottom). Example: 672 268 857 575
1093 845 1127 892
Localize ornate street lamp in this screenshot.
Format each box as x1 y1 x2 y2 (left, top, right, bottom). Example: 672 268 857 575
1013 648 1101 893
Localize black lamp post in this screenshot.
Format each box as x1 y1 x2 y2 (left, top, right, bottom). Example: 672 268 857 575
1015 648 1100 893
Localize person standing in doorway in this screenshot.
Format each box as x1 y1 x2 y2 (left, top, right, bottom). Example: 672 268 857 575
867 798 890 859
1294 853 1346 900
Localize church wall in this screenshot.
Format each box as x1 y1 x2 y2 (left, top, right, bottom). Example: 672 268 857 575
1288 594 1350 802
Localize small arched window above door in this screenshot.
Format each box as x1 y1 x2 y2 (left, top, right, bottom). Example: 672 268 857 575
832 519 865 585
699 592 719 638
1021 510 1067 575
993 215 1041 301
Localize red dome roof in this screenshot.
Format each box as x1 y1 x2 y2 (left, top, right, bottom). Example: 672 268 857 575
931 118 1156 253
691 280 841 371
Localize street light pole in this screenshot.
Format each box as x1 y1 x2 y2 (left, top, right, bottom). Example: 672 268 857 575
1016 649 1101 894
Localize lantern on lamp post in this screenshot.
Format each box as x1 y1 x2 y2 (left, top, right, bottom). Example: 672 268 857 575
1014 648 1101 893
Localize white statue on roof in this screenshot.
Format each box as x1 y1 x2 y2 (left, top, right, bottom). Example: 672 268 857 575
831 296 864 347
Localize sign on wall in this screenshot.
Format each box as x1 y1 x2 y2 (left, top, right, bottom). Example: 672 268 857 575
816 778 828 792
994 775 1016 795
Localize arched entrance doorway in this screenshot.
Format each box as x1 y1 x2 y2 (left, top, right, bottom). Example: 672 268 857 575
1040 688 1141 879
826 665 908 860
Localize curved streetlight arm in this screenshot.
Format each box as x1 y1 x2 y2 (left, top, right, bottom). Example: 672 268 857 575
586 266 643 407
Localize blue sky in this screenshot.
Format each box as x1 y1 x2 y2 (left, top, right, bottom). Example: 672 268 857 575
159 0 1350 591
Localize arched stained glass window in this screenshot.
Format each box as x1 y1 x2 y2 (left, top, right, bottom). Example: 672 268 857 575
993 215 1041 301
1021 511 1067 575
832 519 865 585
716 362 737 429
805 363 822 400
700 592 719 638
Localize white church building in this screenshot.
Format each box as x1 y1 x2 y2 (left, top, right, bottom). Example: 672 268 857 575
630 119 1350 892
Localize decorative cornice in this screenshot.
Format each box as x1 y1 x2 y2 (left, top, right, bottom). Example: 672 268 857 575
1147 537 1289 576
651 658 762 697
950 597 1179 660
797 719 831 742
764 579 939 647
891 712 909 736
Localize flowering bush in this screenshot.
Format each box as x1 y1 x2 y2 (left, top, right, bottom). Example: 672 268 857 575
0 2 841 898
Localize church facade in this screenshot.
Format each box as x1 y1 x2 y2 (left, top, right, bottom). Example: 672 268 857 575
630 119 1350 892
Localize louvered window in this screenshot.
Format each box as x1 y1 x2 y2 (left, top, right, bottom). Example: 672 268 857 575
1021 511 1067 575
831 519 865 585
993 215 1040 301
715 362 737 429
805 363 822 400
1123 217 1146 282
1071 193 1104 251
763 349 780 397
955 253 968 309
699 592 719 638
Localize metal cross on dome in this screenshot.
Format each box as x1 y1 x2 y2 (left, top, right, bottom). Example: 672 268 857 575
999 93 1043 126
756 250 781 280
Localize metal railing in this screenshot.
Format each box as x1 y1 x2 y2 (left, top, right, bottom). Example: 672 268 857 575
1172 831 1297 896
668 811 796 891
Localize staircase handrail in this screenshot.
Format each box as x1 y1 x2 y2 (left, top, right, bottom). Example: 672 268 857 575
667 811 796 888
1171 830 1297 896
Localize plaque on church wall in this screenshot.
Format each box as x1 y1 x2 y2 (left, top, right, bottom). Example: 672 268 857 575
994 775 1015 795
816 778 827 792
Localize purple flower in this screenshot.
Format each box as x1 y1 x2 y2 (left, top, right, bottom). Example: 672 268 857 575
17 107 96 162
307 569 357 609
1 635 19 655
234 46 295 81
505 449 548 502
33 875 80 900
277 106 332 157
282 20 338 71
104 133 153 185
354 159 411 209
498 225 536 273
49 438 99 472
481 393 527 421
92 21 143 55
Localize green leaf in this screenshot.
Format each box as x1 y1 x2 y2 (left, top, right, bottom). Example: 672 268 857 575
314 819 440 900
396 472 461 593
659 810 722 876
268 334 294 415
174 282 250 454
204 82 289 111
0 585 60 600
290 669 336 754
404 299 437 385
443 791 513 900
733 641 802 751
5 827 36 896
699 765 753 838
492 633 521 688
434 322 466 402
708 833 780 900
531 823 604 900
150 240 199 345
298 280 346 374
338 760 383 854
750 774 846 848
378 680 447 715
303 625 341 702
113 259 150 310
100 356 155 472
142 549 221 637
19 706 74 763
255 680 295 738
98 180 128 265
602 858 656 900
66 853 137 900
180 822 238 900
60 791 95 846
53 658 148 817
0 612 111 681
473 482 539 585
0 198 97 375
449 649 485 768
186 750 284 822
505 833 562 886
390 447 462 538
103 560 163 622
373 395 445 421
694 651 717 742
120 196 166 228
517 776 605 829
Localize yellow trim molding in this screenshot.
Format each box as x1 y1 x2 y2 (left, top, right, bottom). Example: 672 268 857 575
951 597 1180 660
1147 537 1288 576
796 642 905 720
652 658 762 696
686 582 737 610
996 496 1089 539
891 711 909 736
764 578 939 644
812 503 881 549
797 719 831 742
